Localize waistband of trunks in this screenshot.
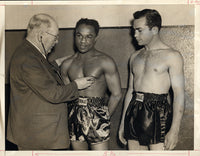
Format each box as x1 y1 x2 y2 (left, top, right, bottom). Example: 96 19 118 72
76 96 106 107
132 91 168 102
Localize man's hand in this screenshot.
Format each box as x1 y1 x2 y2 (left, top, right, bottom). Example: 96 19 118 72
164 130 179 150
74 77 95 90
118 124 127 145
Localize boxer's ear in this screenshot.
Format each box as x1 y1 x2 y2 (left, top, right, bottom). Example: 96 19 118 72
152 26 159 35
94 35 99 42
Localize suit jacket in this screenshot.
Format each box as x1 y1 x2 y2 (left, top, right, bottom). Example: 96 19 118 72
7 40 79 150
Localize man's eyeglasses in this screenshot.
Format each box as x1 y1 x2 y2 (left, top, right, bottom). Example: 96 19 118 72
45 32 59 41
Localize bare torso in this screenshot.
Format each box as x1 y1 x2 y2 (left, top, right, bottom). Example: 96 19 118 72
64 51 110 97
131 48 173 94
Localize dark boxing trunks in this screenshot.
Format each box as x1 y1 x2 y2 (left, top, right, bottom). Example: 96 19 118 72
68 96 110 144
124 91 172 146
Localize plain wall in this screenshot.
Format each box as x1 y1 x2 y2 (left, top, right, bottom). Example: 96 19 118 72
5 5 194 29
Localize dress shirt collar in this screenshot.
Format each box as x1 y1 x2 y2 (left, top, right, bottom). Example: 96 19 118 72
26 38 46 59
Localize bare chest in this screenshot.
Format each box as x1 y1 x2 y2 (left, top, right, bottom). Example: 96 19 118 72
68 59 103 80
132 52 169 75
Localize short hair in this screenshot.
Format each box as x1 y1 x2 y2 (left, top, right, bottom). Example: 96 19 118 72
27 13 56 34
75 18 100 36
133 9 162 31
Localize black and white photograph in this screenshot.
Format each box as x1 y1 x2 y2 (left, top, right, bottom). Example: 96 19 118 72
2 1 197 154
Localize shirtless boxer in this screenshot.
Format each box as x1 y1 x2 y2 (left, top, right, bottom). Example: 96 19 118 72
118 9 185 150
61 18 122 150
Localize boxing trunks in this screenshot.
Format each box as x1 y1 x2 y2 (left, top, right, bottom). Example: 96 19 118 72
124 91 172 146
68 96 110 144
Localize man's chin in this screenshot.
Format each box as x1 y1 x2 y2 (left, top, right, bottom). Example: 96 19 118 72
46 50 51 55
78 49 89 53
48 46 55 53
137 41 143 46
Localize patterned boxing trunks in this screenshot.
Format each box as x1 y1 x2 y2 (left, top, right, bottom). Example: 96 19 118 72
124 91 172 146
68 96 110 144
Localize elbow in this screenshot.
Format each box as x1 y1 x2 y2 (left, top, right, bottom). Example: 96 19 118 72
173 98 185 115
41 88 68 104
45 96 62 104
180 102 185 113
114 92 122 102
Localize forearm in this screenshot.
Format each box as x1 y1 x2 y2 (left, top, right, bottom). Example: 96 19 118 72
37 81 79 103
108 92 122 116
170 94 185 133
119 90 133 126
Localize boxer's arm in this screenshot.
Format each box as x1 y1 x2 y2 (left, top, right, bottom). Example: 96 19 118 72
55 55 72 67
103 57 122 116
165 51 185 150
60 59 71 85
118 54 135 145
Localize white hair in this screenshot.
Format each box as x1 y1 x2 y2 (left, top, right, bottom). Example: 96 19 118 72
27 13 57 35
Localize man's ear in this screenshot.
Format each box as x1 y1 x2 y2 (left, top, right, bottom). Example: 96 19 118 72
152 26 159 35
94 35 99 42
37 30 44 42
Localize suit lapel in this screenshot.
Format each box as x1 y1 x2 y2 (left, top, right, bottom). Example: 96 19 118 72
25 40 64 85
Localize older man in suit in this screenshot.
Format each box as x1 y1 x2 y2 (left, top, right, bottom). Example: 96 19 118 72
7 13 95 150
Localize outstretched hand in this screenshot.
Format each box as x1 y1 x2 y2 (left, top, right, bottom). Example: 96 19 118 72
74 76 95 90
